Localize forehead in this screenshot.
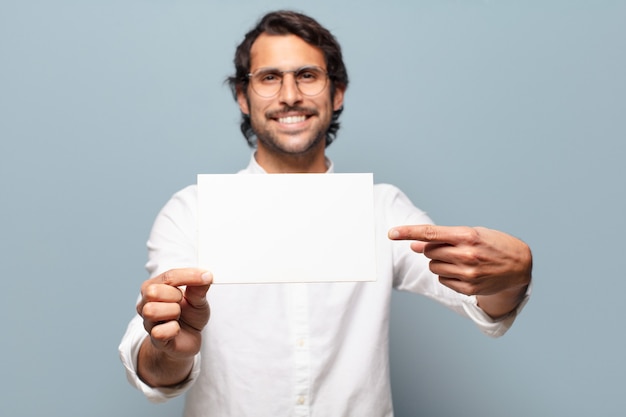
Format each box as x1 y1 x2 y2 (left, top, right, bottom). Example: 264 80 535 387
249 33 326 71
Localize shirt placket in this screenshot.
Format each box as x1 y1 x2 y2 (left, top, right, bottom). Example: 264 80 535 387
291 283 311 417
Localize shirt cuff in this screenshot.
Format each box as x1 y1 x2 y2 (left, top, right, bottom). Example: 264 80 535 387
118 315 201 403
461 283 532 338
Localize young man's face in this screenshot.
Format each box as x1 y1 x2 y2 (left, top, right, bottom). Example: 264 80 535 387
237 33 344 160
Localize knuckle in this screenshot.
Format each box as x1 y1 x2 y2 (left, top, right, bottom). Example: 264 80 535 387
141 302 158 319
144 284 160 299
460 226 480 244
139 281 151 298
460 248 481 266
423 225 438 241
142 282 184 304
462 265 482 281
160 270 175 286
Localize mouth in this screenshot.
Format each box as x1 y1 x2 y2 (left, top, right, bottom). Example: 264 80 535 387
277 115 307 124
268 107 318 125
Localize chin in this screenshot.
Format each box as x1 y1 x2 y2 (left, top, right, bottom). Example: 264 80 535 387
264 135 323 155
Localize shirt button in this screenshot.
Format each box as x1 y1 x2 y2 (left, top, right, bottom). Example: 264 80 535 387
297 338 305 347
297 396 306 405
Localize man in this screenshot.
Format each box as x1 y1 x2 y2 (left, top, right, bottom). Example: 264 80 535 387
120 10 532 417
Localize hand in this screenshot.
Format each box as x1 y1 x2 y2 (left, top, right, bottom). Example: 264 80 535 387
388 225 532 317
137 268 212 360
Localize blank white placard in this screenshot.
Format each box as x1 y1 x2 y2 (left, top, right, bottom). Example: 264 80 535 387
197 173 376 284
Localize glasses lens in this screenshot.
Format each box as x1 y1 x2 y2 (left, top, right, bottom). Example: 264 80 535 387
250 70 282 97
249 67 328 97
295 67 327 96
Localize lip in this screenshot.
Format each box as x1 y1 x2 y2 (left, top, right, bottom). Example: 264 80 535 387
267 107 317 122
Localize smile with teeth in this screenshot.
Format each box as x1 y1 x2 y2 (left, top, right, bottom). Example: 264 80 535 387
277 115 307 124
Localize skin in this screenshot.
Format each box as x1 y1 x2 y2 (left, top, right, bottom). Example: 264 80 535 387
136 33 532 388
137 269 212 387
236 34 345 174
388 225 531 319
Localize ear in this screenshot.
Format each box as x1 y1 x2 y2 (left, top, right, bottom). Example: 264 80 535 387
236 87 250 115
332 85 346 111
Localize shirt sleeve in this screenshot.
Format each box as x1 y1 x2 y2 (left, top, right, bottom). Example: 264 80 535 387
458 286 531 337
118 185 202 401
379 183 531 338
118 314 202 402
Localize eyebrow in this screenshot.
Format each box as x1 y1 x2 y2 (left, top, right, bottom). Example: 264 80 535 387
250 65 323 73
251 67 282 73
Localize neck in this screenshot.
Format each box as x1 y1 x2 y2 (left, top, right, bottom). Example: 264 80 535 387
255 145 328 174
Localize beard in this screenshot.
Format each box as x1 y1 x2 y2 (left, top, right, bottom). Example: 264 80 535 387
251 106 329 156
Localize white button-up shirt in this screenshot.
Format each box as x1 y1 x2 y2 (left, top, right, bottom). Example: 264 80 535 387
120 155 528 417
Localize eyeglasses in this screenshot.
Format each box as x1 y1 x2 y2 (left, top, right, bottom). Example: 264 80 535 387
247 66 329 98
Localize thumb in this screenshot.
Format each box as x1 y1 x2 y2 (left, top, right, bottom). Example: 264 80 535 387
179 272 212 332
183 271 212 308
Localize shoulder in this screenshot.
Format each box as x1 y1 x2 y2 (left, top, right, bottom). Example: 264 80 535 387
373 182 404 198
171 184 197 202
156 184 198 220
373 183 414 209
373 183 433 225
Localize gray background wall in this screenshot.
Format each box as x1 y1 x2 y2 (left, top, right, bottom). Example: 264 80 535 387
1 1 624 416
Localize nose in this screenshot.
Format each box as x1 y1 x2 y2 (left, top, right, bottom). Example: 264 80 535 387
277 72 303 106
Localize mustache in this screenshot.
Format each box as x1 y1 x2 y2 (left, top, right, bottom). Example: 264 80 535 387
265 106 319 119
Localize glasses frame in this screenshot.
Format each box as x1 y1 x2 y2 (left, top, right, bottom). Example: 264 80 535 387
246 65 329 98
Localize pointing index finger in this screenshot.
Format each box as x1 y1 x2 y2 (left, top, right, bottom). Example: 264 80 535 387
388 224 471 244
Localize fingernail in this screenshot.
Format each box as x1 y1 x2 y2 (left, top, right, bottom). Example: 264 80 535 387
201 271 213 283
388 229 399 239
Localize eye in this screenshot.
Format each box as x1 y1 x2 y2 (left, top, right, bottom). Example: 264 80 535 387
297 70 319 83
257 71 282 84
